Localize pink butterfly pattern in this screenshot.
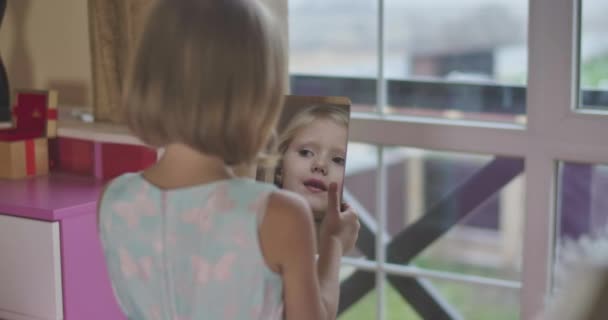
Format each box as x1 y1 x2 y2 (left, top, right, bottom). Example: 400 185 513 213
191 253 237 285
207 184 236 212
181 184 236 232
180 207 213 233
119 247 154 281
153 232 178 254
149 305 162 320
232 225 251 249
150 305 190 320
101 176 285 319
247 192 268 215
223 304 238 320
113 191 157 228
102 209 113 233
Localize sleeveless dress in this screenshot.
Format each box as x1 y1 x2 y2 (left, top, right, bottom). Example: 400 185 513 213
98 173 284 320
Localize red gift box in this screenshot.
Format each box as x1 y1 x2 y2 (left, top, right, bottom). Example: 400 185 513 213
0 90 58 141
0 138 49 179
52 137 157 180
0 90 57 179
100 142 157 180
55 137 95 175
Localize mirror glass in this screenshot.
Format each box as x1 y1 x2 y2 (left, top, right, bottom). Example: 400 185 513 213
257 95 351 223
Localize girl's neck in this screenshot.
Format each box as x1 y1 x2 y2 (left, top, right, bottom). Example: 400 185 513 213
142 143 236 189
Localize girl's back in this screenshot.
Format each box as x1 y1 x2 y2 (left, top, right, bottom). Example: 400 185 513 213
98 173 283 319
96 1 360 319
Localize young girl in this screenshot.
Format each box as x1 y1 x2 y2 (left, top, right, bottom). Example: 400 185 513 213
273 105 349 223
97 1 359 320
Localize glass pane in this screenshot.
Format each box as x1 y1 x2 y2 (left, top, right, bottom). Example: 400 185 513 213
339 275 520 319
288 0 378 113
384 0 528 123
385 277 520 319
344 142 378 259
338 270 379 320
579 0 608 109
551 162 608 318
384 148 524 282
556 162 608 250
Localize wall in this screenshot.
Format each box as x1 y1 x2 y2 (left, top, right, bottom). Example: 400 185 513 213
0 0 287 110
0 0 92 108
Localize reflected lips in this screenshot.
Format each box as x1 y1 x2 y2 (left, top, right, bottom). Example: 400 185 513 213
303 179 327 193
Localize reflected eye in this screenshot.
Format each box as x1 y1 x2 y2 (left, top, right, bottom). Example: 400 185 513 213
333 157 345 166
298 149 314 158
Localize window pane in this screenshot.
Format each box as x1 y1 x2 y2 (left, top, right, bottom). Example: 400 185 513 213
289 0 529 121
556 162 608 250
579 0 608 110
345 142 378 259
383 148 524 282
339 275 520 319
552 162 608 317
338 270 380 320
385 278 520 319
288 0 378 113
339 143 379 318
339 146 524 318
340 279 423 320
385 0 528 123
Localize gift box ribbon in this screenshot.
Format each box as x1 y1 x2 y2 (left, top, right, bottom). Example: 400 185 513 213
25 139 36 175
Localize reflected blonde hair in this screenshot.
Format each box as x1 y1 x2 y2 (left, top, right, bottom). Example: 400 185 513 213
123 0 286 166
264 105 348 185
278 105 349 157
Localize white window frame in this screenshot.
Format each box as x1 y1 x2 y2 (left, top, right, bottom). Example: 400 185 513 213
313 0 608 319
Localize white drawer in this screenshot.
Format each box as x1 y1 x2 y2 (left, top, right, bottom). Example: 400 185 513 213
0 214 63 320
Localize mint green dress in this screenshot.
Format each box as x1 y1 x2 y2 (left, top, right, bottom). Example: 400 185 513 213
98 173 284 320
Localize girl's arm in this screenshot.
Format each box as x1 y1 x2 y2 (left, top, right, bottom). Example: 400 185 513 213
260 191 341 320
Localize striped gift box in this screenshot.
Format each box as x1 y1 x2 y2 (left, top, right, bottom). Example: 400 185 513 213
0 138 48 179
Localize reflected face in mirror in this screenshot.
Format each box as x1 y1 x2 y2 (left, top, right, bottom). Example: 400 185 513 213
281 119 347 215
276 105 349 219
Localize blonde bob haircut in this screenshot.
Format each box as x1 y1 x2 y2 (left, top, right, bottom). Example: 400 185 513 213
123 0 286 166
269 105 349 185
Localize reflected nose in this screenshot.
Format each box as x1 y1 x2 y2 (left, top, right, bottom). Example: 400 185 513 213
311 159 328 175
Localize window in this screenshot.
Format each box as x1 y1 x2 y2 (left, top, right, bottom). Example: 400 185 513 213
288 0 608 318
290 0 529 124
579 0 608 110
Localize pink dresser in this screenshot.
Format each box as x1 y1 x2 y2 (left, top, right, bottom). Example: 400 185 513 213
0 173 126 320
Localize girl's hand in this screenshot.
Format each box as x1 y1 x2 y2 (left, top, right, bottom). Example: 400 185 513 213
320 183 360 254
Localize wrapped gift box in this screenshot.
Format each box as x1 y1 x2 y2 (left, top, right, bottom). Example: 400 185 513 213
0 138 49 179
100 142 157 180
0 90 57 180
54 137 95 176
51 137 157 180
0 90 58 140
